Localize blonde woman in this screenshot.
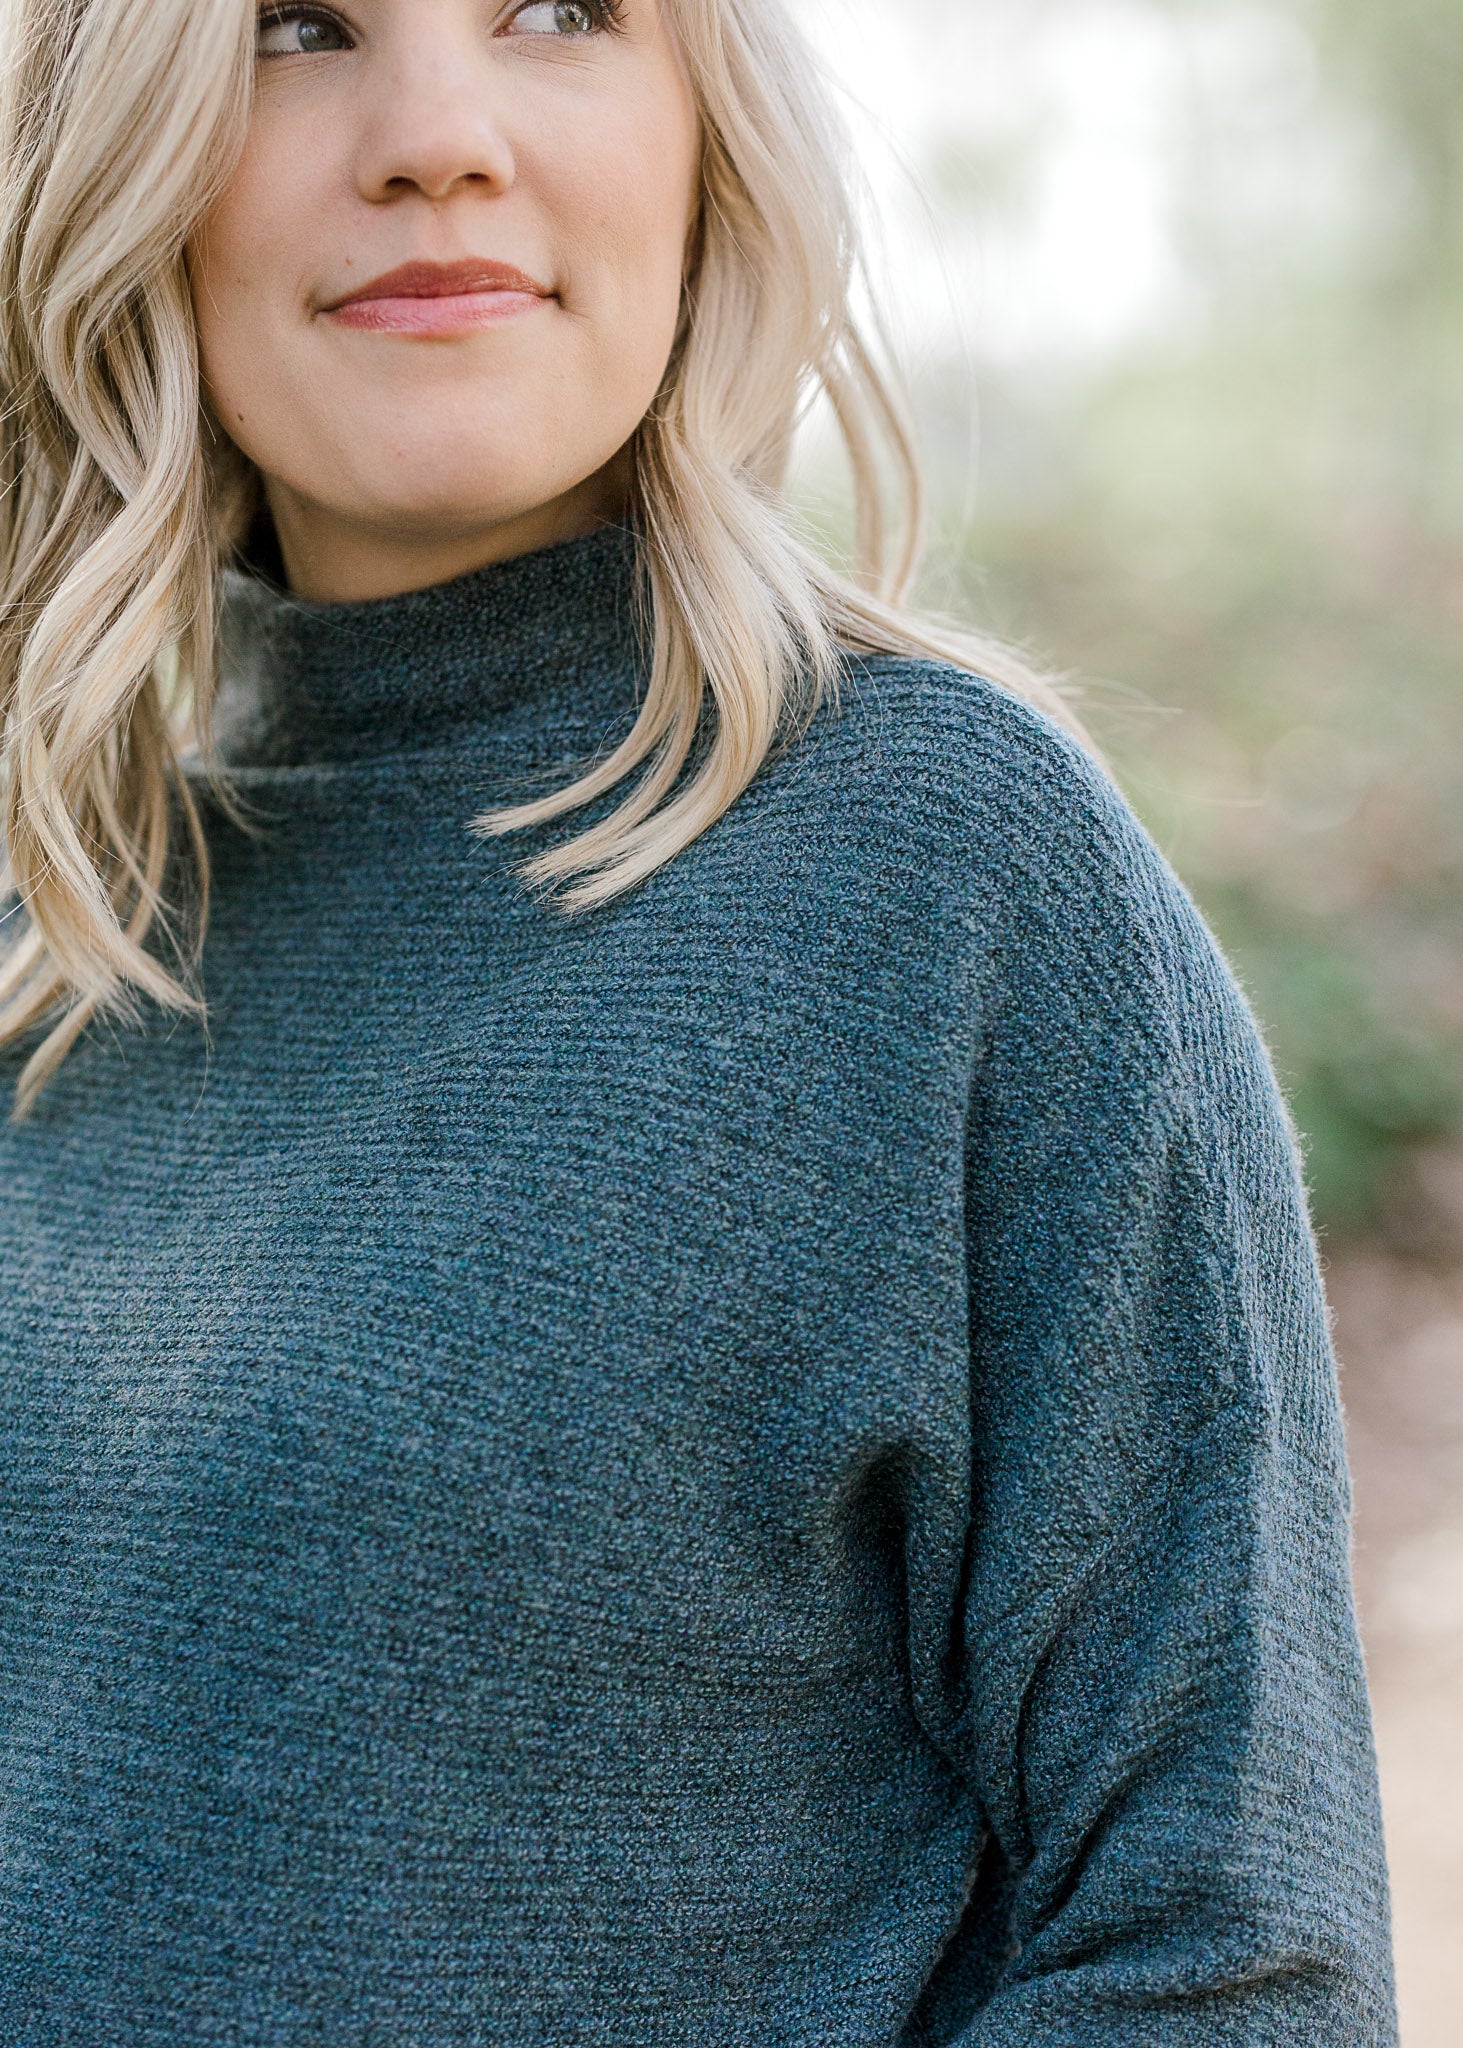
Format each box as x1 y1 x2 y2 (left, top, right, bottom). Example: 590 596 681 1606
0 0 1395 2039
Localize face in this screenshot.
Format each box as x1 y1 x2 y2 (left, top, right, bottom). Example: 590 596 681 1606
188 0 702 600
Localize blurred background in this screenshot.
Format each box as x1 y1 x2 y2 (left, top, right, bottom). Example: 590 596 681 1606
795 0 1463 2036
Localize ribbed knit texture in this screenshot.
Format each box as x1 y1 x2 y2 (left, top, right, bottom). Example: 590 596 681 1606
0 521 1396 2044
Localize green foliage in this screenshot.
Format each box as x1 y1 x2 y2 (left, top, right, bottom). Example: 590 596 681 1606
820 0 1463 1247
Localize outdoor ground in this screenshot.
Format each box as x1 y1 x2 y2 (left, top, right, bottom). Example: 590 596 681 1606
1333 1205 1463 2044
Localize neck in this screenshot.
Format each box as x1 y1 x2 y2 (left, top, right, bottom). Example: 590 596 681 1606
261 448 635 605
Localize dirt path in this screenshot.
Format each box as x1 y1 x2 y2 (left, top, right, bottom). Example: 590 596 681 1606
1330 1249 1463 2045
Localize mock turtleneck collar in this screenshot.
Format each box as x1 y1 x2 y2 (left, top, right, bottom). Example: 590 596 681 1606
213 518 645 769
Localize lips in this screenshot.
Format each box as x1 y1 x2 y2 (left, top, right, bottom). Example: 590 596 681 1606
319 257 555 337
322 257 553 311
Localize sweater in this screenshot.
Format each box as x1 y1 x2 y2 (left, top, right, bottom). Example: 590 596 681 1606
0 518 1396 2045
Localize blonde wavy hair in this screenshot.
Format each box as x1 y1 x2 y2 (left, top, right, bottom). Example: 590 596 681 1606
0 0 1085 1119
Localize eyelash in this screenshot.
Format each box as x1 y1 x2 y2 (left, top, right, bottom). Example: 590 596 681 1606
255 5 336 55
255 0 630 58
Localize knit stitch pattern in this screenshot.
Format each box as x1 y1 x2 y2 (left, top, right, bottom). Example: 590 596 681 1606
0 522 1396 2043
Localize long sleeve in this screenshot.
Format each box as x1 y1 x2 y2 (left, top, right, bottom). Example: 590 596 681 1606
912 705 1397 2044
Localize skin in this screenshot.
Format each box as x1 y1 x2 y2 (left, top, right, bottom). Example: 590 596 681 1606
187 0 702 602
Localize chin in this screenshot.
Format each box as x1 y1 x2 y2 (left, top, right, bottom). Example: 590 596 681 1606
338 432 590 528
341 466 558 538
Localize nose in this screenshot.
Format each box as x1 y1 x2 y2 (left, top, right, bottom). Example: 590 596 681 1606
351 27 516 205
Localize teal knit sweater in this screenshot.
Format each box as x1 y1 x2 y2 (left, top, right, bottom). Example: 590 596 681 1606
0 521 1395 2043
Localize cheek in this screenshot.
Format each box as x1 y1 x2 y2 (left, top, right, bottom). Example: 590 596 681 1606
188 133 315 423
547 90 699 345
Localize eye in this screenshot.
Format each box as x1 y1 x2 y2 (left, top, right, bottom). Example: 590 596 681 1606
502 0 626 37
256 4 353 58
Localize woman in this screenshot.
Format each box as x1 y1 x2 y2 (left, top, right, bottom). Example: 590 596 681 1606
0 0 1396 2040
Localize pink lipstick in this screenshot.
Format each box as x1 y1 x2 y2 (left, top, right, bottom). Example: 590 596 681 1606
321 258 553 336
